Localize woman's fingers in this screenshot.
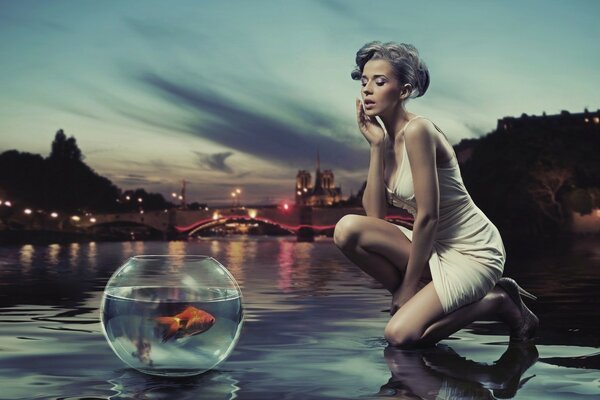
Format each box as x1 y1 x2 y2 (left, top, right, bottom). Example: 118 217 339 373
355 98 364 125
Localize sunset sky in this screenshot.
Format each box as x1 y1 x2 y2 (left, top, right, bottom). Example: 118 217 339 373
1 0 598 206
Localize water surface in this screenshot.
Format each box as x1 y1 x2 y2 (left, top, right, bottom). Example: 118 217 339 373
0 237 599 399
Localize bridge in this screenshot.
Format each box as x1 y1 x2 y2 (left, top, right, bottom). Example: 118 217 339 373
13 205 414 242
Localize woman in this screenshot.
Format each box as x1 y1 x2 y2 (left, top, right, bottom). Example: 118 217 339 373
333 41 539 347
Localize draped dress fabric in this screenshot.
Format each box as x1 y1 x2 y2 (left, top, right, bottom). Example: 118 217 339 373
384 116 506 315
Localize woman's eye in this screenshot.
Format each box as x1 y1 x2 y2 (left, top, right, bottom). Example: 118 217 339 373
376 81 385 86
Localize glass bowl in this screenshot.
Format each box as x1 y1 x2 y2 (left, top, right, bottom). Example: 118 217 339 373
100 255 244 377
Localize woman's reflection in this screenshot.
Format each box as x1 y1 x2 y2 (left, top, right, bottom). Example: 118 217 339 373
374 341 538 399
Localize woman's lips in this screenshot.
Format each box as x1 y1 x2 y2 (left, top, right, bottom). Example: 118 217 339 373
364 102 375 108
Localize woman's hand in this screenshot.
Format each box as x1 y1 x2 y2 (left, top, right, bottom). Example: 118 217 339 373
356 98 385 146
390 283 418 316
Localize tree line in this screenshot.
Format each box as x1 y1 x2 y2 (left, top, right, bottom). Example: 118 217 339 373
0 130 174 214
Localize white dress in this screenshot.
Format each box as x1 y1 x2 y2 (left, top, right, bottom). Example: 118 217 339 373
384 116 506 315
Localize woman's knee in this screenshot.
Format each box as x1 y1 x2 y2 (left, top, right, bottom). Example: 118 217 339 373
384 324 423 348
333 214 364 249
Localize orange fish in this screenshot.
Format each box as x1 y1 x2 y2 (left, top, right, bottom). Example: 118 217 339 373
154 306 216 342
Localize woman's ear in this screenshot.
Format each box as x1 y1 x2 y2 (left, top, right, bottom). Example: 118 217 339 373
400 83 413 100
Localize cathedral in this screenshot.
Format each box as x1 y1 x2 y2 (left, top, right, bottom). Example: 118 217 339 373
295 151 342 206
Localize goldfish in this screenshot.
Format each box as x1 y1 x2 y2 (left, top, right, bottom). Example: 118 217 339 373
154 306 216 342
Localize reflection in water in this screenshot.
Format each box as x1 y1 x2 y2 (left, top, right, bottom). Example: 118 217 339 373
278 240 294 292
46 243 60 266
107 369 240 400
88 241 97 270
210 239 222 261
168 241 186 256
134 241 145 255
225 240 246 283
376 342 538 399
19 244 34 270
69 243 80 268
122 242 134 259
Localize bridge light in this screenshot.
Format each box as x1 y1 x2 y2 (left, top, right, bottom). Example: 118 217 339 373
4 201 12 207
125 196 130 201
212 212 220 220
138 198 143 203
50 212 58 218
172 192 177 198
24 209 32 215
248 209 257 218
283 203 289 210
90 218 96 223
71 216 80 222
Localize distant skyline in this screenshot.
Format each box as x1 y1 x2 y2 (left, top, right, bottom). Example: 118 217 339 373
1 0 599 206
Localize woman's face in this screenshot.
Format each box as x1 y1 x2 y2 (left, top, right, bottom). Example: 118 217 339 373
360 58 409 117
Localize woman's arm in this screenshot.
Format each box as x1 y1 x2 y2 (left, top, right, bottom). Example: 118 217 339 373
362 143 389 219
400 121 440 292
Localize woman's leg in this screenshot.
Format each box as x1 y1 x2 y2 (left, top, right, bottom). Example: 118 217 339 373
418 287 520 346
385 282 518 347
333 214 431 293
334 214 514 347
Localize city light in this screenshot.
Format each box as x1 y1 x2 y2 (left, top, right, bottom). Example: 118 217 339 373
138 198 143 203
71 216 80 221
248 209 257 218
90 218 96 223
24 209 32 215
172 192 177 198
4 201 11 207
178 195 183 200
283 203 289 210
125 196 130 201
50 212 58 218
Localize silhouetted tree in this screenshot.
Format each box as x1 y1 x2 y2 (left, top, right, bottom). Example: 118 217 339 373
50 129 83 161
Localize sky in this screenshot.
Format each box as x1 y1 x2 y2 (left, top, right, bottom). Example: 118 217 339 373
1 0 599 206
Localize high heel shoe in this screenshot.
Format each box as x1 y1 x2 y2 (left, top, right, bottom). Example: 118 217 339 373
495 277 539 342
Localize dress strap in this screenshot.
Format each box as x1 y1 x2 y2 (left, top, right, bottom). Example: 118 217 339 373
403 115 424 134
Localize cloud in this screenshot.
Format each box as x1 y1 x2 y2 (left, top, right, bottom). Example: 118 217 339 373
193 151 234 173
117 173 162 186
132 71 367 170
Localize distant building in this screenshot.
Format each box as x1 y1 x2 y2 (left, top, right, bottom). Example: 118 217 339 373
295 151 342 206
497 108 600 132
456 108 600 165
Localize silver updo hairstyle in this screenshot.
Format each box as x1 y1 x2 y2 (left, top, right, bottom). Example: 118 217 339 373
351 41 430 99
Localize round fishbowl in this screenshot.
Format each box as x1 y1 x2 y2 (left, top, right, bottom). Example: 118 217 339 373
100 255 244 377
